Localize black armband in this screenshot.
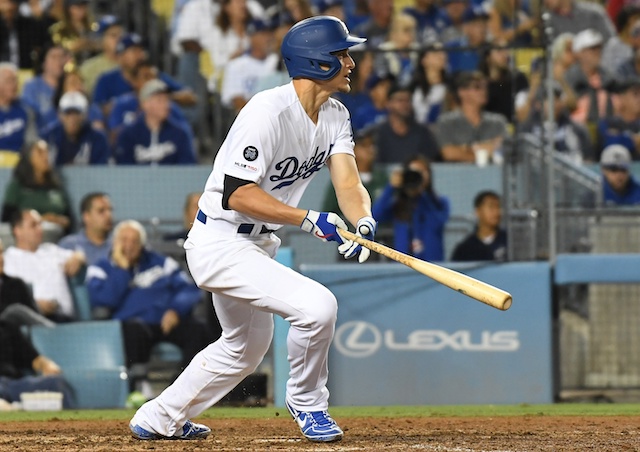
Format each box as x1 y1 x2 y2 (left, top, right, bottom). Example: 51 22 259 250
222 174 255 210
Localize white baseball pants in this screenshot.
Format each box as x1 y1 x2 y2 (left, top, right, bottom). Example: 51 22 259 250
131 219 338 436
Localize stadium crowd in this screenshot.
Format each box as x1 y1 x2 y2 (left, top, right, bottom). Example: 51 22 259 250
1 0 640 407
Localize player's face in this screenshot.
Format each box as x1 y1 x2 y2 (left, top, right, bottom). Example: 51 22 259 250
321 49 355 94
116 226 143 263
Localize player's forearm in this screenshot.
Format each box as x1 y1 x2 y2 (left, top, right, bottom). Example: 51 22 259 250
336 183 372 227
228 184 307 226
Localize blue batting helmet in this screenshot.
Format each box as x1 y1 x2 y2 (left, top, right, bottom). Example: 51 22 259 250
281 16 366 81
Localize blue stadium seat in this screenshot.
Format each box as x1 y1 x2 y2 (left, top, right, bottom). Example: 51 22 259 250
68 269 92 321
29 320 129 408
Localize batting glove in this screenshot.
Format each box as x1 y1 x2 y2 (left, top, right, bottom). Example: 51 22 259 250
338 216 376 263
300 210 348 244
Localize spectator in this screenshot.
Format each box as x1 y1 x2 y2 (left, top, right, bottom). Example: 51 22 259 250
519 81 594 165
79 15 122 96
372 155 450 261
108 60 192 143
598 144 640 205
93 34 196 116
403 0 440 44
317 0 344 22
0 0 52 69
487 0 537 46
86 220 214 370
0 238 55 327
41 91 110 165
20 44 70 132
1 140 74 231
0 63 37 163
375 84 441 164
374 13 420 88
445 5 491 74
265 0 312 25
207 0 255 91
479 42 529 122
0 320 75 408
322 127 388 219
220 18 279 114
543 0 615 43
438 0 470 44
114 80 197 165
53 65 105 131
163 192 201 243
411 44 450 127
602 6 640 73
351 72 393 133
48 0 98 63
4 209 85 322
598 77 640 160
354 0 393 49
451 190 507 261
59 192 113 266
565 29 615 127
436 71 508 163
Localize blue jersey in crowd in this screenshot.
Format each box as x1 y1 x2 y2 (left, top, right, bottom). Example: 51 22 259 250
108 92 191 134
114 115 196 164
446 37 482 74
86 249 201 325
93 69 184 105
0 101 30 152
42 120 111 165
603 175 640 205
20 76 55 132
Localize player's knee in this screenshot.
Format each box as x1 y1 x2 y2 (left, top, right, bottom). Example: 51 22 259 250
303 288 338 332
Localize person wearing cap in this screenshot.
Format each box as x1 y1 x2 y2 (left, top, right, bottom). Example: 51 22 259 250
317 0 345 21
543 0 615 42
599 144 640 205
93 33 196 117
402 0 440 42
0 63 38 163
437 0 470 44
354 0 394 49
565 28 615 127
351 72 393 132
20 44 71 133
374 83 441 164
601 6 640 73
597 77 640 159
114 80 197 165
0 0 52 70
108 60 192 144
79 15 123 96
445 5 491 74
487 0 537 46
220 18 279 114
41 91 110 165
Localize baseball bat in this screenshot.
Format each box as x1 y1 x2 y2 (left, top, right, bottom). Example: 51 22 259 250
338 229 512 311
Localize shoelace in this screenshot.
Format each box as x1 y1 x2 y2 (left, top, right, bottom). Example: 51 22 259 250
308 411 334 427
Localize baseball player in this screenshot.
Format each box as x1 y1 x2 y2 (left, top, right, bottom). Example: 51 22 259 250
129 16 376 443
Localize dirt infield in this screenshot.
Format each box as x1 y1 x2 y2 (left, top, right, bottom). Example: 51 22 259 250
0 415 639 451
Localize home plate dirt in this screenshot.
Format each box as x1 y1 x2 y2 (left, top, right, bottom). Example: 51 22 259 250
0 415 638 451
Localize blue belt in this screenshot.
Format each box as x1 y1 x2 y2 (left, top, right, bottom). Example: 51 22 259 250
196 210 275 234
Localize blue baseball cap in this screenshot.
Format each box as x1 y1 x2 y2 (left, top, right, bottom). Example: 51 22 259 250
316 0 342 13
116 33 144 54
95 15 121 34
246 18 275 35
462 6 490 23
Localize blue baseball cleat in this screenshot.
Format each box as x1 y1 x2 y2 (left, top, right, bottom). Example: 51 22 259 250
129 420 211 440
285 400 343 442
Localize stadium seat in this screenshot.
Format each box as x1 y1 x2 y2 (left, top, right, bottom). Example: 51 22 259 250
29 321 129 408
68 269 91 322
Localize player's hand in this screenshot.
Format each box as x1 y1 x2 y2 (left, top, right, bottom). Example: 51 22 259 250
338 216 376 263
300 210 348 244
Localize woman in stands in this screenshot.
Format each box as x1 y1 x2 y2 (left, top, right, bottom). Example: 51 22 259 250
1 140 73 234
410 43 450 127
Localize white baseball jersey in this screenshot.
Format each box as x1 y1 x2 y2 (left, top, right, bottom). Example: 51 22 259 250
199 81 355 230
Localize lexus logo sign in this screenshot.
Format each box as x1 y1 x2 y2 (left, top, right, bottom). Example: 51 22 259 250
334 321 382 358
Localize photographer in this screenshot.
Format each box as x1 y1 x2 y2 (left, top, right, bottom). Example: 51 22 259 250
372 155 450 261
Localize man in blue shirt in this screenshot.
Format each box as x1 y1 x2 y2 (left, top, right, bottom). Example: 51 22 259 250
114 80 196 165
446 6 490 74
21 45 70 133
41 91 111 165
600 144 640 205
108 60 191 143
0 63 37 162
58 192 113 266
93 34 195 117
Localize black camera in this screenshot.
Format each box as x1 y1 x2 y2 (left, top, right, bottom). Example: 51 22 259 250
401 168 423 192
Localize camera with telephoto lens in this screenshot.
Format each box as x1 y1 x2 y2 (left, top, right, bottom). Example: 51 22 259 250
401 168 424 193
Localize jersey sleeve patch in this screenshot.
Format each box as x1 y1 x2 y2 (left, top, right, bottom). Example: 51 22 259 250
243 146 259 161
